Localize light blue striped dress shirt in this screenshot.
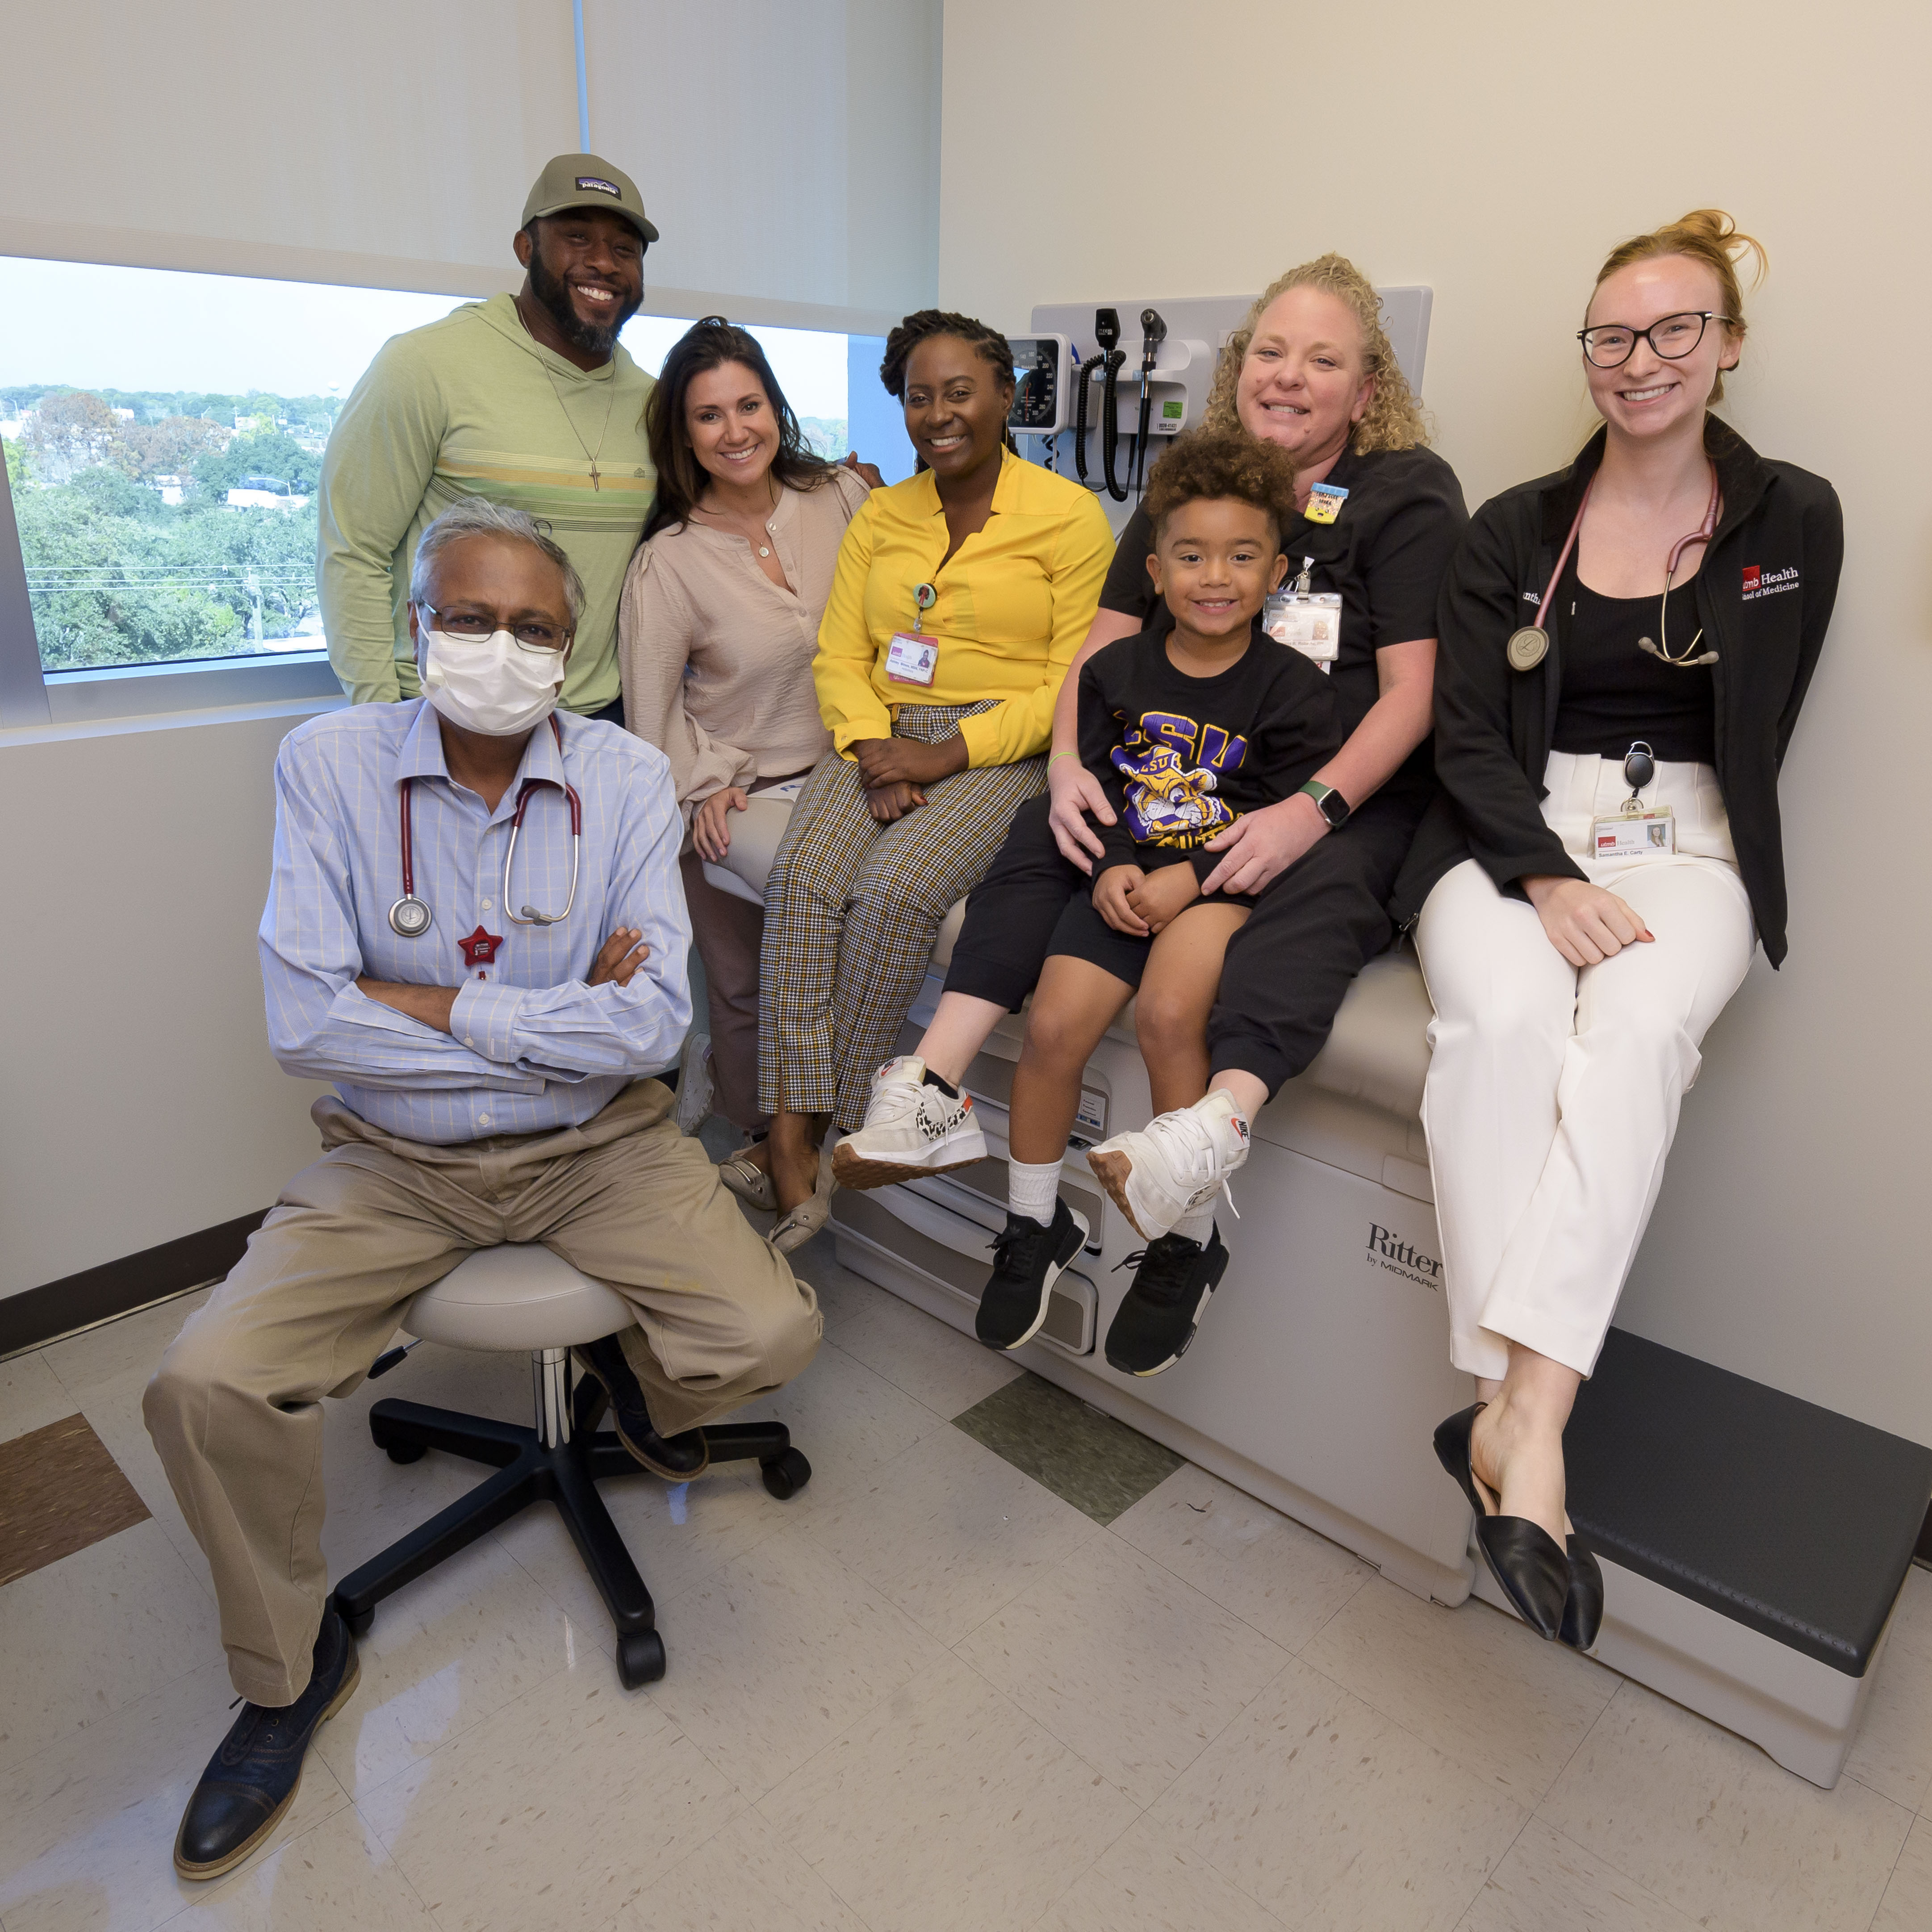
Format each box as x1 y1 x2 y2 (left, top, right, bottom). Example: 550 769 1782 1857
260 699 692 1144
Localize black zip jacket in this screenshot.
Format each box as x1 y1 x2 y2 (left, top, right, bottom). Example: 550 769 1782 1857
1390 419 1842 965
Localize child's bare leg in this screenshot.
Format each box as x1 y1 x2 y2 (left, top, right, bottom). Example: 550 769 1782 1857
1134 904 1253 1115
1008 957 1135 1164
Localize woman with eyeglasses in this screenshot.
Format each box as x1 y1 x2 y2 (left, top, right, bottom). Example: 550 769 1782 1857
1394 211 1843 1650
619 318 879 1163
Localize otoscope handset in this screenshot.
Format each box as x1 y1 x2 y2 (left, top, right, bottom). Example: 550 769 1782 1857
1129 308 1168 501
1093 307 1129 503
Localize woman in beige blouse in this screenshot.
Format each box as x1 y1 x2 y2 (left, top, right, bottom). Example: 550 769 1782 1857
619 317 876 1191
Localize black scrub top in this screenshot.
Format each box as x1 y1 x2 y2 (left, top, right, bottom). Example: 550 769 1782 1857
1098 442 1469 750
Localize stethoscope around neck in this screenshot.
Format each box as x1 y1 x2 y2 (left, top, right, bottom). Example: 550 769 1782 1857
388 712 582 938
1505 464 1721 673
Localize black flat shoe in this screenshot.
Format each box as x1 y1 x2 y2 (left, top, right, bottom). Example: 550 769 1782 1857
1433 1404 1569 1642
175 1606 360 1880
575 1335 710 1480
1561 1536 1605 1652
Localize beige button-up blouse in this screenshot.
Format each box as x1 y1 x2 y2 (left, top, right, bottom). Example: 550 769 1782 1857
618 464 870 822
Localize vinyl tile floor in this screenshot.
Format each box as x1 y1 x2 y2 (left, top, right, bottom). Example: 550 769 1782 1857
2 1233 1929 1932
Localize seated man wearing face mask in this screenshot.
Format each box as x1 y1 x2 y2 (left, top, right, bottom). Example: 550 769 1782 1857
144 498 820 1883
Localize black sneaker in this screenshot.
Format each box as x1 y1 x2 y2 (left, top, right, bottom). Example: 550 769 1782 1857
174 1605 360 1880
1104 1227 1229 1376
977 1200 1090 1350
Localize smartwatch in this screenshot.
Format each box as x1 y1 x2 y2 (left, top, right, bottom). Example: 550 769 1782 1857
1297 778 1351 829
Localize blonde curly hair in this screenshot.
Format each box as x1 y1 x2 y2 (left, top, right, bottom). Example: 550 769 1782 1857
1205 253 1428 455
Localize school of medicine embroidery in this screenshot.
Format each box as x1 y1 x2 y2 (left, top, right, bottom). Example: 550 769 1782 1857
1111 708 1249 850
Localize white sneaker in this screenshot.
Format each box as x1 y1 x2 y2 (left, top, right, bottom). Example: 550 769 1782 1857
832 1056 987 1189
1087 1091 1250 1240
674 1033 715 1136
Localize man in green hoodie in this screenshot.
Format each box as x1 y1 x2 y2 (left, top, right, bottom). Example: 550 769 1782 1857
317 154 659 718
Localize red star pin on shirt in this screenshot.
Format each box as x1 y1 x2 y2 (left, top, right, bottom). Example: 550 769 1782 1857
458 926 504 969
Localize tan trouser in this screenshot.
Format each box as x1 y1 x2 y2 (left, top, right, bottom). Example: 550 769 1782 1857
144 1080 820 1704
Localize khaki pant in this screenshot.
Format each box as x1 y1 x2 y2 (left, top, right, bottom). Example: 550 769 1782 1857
144 1080 820 1704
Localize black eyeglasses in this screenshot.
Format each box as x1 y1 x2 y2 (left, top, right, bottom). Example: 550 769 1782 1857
1577 311 1733 368
419 604 572 653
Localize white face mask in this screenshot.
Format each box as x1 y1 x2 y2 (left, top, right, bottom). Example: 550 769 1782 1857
419 626 566 737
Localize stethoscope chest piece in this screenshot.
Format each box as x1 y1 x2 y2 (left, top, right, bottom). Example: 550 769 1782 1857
1506 626 1549 673
389 894 433 939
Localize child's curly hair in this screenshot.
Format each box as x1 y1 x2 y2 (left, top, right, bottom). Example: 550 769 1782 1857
1142 424 1298 546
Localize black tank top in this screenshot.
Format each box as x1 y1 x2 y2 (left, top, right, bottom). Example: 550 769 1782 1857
1551 576 1715 763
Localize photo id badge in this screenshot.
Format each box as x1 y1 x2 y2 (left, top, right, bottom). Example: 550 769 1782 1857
1263 591 1342 671
885 631 939 686
1592 805 1676 860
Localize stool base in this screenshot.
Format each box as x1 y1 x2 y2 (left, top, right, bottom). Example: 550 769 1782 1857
332 1374 809 1688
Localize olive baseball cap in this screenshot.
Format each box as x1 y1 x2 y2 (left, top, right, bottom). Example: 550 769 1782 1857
522 154 659 245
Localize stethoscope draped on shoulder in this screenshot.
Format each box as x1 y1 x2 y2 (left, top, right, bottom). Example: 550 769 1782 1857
388 605 583 940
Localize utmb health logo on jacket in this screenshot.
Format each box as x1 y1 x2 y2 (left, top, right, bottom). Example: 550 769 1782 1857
1365 1223 1443 1292
1741 564 1799 602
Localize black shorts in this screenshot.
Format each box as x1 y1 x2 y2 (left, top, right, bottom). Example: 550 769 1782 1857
1042 850 1250 989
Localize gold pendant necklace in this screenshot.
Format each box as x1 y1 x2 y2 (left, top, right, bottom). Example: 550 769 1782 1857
542 362 619 490
518 294 620 490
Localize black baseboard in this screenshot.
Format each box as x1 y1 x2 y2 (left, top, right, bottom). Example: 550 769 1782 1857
0 1212 268 1357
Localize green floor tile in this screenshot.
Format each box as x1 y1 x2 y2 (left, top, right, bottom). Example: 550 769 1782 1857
952 1372 1183 1526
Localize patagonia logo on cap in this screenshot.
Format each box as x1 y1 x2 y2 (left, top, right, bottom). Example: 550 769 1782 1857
575 175 620 197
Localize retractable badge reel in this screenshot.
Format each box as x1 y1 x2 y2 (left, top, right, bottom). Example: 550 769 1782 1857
1264 556 1342 672
1592 740 1676 860
886 581 940 686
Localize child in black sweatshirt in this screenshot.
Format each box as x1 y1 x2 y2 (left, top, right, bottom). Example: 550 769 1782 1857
973 426 1342 1372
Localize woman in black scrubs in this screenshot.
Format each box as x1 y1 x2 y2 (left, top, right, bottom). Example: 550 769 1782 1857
835 252 1467 1367
1400 211 1842 1647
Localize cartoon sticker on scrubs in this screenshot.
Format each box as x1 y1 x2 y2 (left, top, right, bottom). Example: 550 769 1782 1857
1112 736 1234 849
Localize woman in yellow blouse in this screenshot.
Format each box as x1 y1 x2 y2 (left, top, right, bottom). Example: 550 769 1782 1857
758 310 1113 1247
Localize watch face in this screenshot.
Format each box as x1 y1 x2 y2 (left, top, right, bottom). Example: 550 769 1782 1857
1320 790 1349 828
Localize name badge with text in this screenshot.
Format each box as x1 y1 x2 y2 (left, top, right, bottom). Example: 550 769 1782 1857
1263 592 1342 671
1592 806 1676 859
885 631 939 686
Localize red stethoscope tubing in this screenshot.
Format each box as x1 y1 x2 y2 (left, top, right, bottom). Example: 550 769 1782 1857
1546 464 1721 608
396 713 581 918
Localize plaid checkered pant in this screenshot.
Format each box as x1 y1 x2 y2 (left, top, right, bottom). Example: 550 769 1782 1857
757 701 1046 1128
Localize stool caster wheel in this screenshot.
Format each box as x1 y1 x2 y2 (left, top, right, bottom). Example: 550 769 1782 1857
616 1629 665 1688
761 1448 812 1501
383 1442 427 1465
340 1604 374 1639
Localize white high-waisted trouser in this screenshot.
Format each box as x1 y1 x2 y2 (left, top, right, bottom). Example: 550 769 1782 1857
1415 752 1756 1382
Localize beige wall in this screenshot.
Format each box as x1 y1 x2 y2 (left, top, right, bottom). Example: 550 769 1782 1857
939 0 1932 1443
2 0 939 330
0 708 335 1298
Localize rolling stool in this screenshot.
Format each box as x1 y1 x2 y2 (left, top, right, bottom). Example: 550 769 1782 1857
330 1244 811 1688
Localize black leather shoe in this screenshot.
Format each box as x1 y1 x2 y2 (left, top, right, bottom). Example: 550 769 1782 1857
574 1334 710 1480
1560 1536 1605 1652
1433 1404 1569 1642
174 1606 359 1880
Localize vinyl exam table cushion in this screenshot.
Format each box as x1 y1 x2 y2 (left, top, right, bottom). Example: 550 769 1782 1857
702 785 1437 1121
1569 1330 1932 1676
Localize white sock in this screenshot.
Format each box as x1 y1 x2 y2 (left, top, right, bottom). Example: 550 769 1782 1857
1173 1206 1215 1248
1007 1158 1062 1227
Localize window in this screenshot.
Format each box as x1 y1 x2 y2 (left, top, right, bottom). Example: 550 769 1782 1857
0 257 859 685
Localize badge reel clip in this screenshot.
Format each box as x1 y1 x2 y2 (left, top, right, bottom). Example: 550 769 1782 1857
1264 556 1342 673
886 581 941 687
1592 739 1676 860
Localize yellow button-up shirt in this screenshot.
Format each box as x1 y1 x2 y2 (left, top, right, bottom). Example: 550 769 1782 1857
812 448 1115 769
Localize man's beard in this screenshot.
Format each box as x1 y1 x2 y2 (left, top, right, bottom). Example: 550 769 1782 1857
528 248 640 358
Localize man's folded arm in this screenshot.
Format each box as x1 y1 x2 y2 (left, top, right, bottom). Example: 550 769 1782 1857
259 746 545 1093
450 757 694 1081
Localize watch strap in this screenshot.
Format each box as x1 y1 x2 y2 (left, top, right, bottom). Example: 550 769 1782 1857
1297 778 1351 827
